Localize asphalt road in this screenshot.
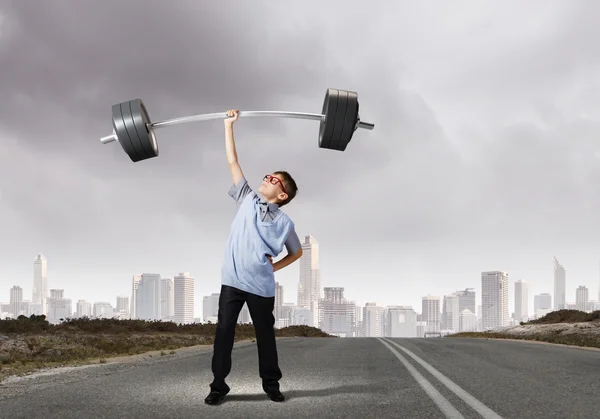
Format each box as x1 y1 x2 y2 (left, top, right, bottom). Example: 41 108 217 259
1 336 599 418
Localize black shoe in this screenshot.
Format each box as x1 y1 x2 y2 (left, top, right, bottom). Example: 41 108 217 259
266 389 285 402
204 391 226 405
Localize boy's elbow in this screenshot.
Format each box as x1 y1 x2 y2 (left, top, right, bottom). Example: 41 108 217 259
295 248 303 259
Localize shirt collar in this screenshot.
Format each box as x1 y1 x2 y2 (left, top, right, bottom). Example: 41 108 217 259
258 196 280 212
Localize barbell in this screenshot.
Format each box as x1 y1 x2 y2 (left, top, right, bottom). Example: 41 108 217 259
100 88 375 162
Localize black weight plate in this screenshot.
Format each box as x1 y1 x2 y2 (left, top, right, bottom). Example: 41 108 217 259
130 99 159 160
337 90 359 151
120 102 148 162
328 90 349 151
112 103 137 160
318 88 339 150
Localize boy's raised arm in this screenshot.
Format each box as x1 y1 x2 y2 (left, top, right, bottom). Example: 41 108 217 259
224 109 244 185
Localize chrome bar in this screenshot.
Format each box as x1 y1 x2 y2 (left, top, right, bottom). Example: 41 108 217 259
357 121 375 130
149 111 325 129
101 131 118 144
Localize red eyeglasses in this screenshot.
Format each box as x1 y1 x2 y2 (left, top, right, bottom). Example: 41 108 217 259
263 174 287 195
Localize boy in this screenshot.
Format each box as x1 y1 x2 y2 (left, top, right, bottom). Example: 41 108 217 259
205 109 304 405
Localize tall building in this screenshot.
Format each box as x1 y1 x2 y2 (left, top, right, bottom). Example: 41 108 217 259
291 307 311 326
514 280 529 322
32 254 48 315
10 286 23 319
576 286 589 312
481 271 509 330
47 289 72 324
274 282 284 319
318 287 356 336
553 257 566 310
533 293 552 319
93 302 113 318
76 300 92 318
130 274 141 319
363 303 384 337
136 274 162 320
174 272 194 324
442 293 460 332
238 303 251 324
421 295 441 333
116 296 129 318
459 309 477 332
160 278 175 320
384 306 417 337
456 288 476 315
297 234 320 327
203 293 220 322
355 306 363 337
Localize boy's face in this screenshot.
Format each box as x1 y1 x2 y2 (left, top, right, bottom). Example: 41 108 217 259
259 173 288 203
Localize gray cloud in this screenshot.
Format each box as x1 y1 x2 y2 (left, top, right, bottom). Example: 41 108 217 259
1 0 600 312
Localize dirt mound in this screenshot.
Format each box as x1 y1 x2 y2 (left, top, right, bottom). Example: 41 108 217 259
524 309 600 325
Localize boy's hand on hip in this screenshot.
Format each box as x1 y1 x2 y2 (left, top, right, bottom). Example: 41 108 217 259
267 255 277 272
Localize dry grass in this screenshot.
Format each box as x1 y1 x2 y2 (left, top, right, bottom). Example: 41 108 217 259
0 315 333 382
521 309 600 325
449 309 600 349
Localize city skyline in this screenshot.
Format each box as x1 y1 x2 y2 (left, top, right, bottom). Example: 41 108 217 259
3 246 600 324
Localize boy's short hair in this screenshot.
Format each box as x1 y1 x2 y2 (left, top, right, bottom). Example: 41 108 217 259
273 170 298 207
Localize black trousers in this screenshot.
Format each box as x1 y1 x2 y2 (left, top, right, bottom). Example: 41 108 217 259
210 284 282 394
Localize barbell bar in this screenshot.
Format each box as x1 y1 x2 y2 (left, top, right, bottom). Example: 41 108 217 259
100 88 375 163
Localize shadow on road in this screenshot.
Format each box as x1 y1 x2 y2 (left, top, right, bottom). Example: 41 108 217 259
223 384 368 402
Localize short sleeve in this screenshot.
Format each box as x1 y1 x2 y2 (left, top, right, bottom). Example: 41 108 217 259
284 226 302 255
228 177 253 206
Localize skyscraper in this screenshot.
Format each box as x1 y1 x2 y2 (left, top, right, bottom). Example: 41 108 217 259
130 274 141 319
297 234 320 327
116 296 130 318
47 289 72 324
174 272 194 324
514 280 529 322
385 306 417 337
576 286 589 312
274 282 284 319
318 287 356 336
10 286 23 319
160 278 174 320
32 254 48 315
93 302 113 318
76 300 92 318
363 302 384 337
456 288 476 315
136 274 162 320
553 257 566 310
202 293 220 322
422 295 441 333
481 271 509 330
459 309 477 332
533 293 552 319
442 293 460 332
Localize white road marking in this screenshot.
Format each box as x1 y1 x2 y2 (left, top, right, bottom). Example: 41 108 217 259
384 338 504 419
377 338 465 419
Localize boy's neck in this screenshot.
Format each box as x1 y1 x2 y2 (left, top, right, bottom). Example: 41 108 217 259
260 193 280 205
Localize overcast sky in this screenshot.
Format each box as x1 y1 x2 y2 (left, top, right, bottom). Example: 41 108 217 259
1 0 600 317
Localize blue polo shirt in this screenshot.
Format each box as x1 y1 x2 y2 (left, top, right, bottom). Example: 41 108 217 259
221 177 301 298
